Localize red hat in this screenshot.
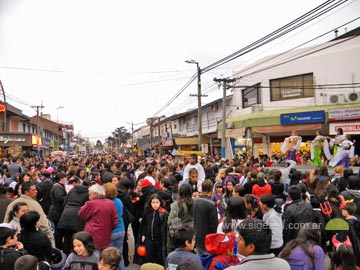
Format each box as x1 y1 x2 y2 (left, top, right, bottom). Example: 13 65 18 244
140 179 153 188
332 234 352 249
205 232 234 255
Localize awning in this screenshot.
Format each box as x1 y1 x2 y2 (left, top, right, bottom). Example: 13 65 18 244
252 123 322 134
217 128 245 138
175 136 210 145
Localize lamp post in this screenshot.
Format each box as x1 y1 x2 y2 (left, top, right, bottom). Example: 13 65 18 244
57 106 64 124
185 60 202 151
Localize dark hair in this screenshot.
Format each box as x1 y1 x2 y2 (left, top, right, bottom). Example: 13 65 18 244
189 154 198 162
233 184 245 197
347 175 360 190
188 168 198 176
176 261 203 270
202 179 214 193
55 172 67 183
178 184 193 218
332 244 357 270
260 194 281 213
343 202 357 216
21 182 36 194
99 247 121 270
236 219 272 255
144 193 164 212
0 226 17 245
325 184 340 201
223 197 246 232
173 226 195 248
71 231 96 256
244 194 259 210
146 166 156 176
20 211 40 231
8 202 28 222
288 185 301 201
280 223 321 260
14 255 38 270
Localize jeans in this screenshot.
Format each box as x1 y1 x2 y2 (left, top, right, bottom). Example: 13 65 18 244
111 231 125 270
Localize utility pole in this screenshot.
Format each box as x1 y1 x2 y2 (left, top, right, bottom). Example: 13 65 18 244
213 77 236 159
31 103 45 158
0 80 7 132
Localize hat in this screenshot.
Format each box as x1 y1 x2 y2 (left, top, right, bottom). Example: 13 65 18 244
140 179 153 188
140 263 164 270
205 232 234 255
46 167 54 174
332 234 352 249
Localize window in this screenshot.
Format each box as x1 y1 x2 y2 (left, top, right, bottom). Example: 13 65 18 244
270 73 314 101
242 84 261 108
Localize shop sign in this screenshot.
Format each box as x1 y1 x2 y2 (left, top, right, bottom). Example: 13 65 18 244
0 104 6 112
280 110 325 125
0 135 26 144
44 138 51 148
329 122 360 135
31 135 43 146
328 107 360 121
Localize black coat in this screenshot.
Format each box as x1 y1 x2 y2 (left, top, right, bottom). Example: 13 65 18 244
57 185 89 231
48 183 67 225
20 228 52 262
0 247 26 270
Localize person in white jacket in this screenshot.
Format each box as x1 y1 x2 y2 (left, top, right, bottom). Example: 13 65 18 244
183 154 205 192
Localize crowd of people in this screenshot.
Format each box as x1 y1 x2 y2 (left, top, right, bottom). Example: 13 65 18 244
0 147 359 270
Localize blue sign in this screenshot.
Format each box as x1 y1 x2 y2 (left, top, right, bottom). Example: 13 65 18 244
44 138 51 148
280 110 325 125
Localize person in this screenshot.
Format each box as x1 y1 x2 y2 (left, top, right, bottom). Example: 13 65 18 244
14 255 38 270
0 185 13 223
4 182 54 243
225 219 290 270
165 227 202 270
176 261 204 270
341 201 360 266
331 243 360 270
194 180 218 255
311 131 325 167
78 184 118 251
63 231 99 270
57 177 89 255
251 172 272 198
19 211 52 262
212 180 225 221
259 194 283 256
48 172 67 250
202 232 240 270
328 128 346 167
283 186 313 245
141 193 168 266
217 196 246 233
279 223 325 270
167 184 194 253
0 225 26 270
183 154 206 193
98 247 122 270
7 202 29 232
281 131 302 162
340 175 360 217
243 194 262 220
103 183 125 270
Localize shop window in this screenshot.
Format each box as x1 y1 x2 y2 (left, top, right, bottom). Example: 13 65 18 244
270 73 314 101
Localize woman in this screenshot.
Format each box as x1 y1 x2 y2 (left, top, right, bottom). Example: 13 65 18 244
167 183 194 254
103 182 125 270
217 196 246 233
311 131 325 167
78 184 118 251
244 194 263 220
281 131 302 162
19 210 53 262
7 202 29 232
0 226 26 270
280 223 325 270
57 177 89 255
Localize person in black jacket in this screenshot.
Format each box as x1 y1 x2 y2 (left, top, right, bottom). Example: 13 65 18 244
0 225 26 270
269 170 285 205
283 186 313 245
48 172 67 250
56 178 89 255
193 179 218 255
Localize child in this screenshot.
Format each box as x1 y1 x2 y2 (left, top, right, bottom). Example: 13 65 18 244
212 180 225 222
165 227 202 270
141 193 168 266
63 231 99 270
98 247 122 270
201 232 240 270
332 243 360 270
259 194 283 256
341 201 360 266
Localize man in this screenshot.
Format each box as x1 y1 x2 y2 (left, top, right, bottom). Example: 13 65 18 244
225 219 290 270
4 182 54 243
102 162 116 184
0 185 12 222
14 255 39 270
7 157 22 179
340 175 360 216
193 179 218 255
183 154 206 192
36 171 53 215
282 185 313 244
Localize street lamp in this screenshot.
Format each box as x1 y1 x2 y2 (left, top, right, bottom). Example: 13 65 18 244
185 59 202 151
57 106 64 123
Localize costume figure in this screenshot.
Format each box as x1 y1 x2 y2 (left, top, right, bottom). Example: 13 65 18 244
281 132 302 162
311 131 324 167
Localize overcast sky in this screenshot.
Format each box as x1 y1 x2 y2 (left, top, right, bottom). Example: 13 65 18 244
0 0 359 142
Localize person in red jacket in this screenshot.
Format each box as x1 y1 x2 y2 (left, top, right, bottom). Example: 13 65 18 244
252 172 272 198
78 184 118 251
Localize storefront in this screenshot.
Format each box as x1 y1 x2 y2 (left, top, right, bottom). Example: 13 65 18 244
0 133 43 157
